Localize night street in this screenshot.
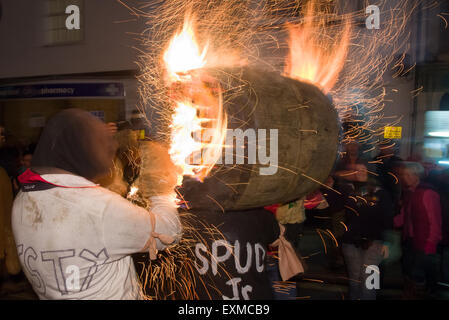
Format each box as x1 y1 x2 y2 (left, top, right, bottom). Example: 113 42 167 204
1 0 449 308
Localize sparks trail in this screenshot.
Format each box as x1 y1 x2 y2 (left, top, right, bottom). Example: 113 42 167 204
116 0 428 300
131 0 424 156
131 209 233 300
315 228 328 255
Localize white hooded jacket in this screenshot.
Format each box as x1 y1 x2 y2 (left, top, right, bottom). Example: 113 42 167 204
12 173 181 300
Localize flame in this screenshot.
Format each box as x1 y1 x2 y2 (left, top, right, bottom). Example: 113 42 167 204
127 186 139 198
169 102 202 182
163 15 208 82
164 14 227 185
284 1 351 93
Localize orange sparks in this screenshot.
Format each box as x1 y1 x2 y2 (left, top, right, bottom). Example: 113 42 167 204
388 171 399 185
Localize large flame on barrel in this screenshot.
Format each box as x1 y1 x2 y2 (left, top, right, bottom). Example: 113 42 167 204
164 15 227 186
163 16 208 82
285 2 351 94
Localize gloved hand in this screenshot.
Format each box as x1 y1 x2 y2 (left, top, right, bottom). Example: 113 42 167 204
150 195 179 217
149 194 182 245
135 141 181 197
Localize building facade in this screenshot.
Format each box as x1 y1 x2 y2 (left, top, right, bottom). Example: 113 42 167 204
0 0 143 146
0 0 448 163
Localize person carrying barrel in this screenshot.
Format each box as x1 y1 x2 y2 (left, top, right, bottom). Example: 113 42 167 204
11 109 182 300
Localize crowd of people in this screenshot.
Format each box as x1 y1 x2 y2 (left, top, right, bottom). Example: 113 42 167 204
272 140 449 300
0 110 448 300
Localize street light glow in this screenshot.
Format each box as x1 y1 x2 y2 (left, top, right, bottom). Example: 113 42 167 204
428 132 449 138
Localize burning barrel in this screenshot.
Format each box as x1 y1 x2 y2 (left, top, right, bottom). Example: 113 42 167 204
176 66 339 211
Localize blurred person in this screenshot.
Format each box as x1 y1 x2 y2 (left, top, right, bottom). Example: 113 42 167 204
0 126 5 146
136 180 303 299
334 141 370 183
18 145 36 176
184 207 285 300
0 144 21 195
264 198 307 299
425 169 449 247
0 166 22 285
21 151 33 171
272 197 307 255
0 127 22 292
373 141 402 212
95 123 131 197
338 166 393 300
11 109 182 300
432 169 449 284
395 162 442 299
306 176 347 271
336 141 361 168
407 142 438 178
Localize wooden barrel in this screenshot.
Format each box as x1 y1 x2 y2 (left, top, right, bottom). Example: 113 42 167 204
177 67 339 211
